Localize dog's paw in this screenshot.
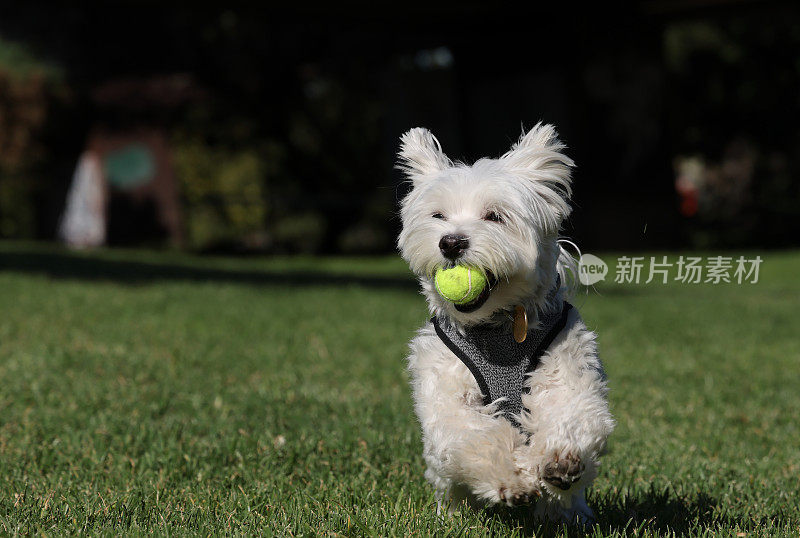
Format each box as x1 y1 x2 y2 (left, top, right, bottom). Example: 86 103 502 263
498 481 541 507
541 453 585 491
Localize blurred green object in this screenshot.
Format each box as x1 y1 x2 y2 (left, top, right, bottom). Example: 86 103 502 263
173 138 268 250
0 176 35 237
271 212 326 254
0 35 62 80
0 36 64 239
104 144 155 189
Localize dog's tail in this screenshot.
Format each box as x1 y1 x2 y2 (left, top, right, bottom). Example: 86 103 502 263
556 239 581 300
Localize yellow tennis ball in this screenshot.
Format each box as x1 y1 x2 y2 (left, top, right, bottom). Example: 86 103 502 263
434 265 488 304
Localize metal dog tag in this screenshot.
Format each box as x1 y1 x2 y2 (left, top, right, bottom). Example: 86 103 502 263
513 305 528 343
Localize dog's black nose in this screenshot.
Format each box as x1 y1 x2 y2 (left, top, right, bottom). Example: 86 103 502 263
439 234 469 260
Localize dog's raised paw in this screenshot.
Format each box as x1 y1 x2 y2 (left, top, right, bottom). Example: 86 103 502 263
541 453 585 491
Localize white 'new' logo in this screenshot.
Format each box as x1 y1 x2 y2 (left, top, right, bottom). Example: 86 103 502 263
578 254 608 285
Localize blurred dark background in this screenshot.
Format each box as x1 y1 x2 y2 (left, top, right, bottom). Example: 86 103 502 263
1 2 798 254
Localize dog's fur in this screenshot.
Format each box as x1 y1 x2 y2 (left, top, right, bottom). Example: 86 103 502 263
397 124 614 523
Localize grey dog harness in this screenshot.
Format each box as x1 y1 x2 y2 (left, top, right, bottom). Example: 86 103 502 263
433 299 572 427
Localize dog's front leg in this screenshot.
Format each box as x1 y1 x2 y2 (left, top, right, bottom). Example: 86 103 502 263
515 317 614 511
408 331 539 509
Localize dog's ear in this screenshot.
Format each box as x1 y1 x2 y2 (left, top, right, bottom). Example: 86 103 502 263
397 128 452 185
501 123 575 229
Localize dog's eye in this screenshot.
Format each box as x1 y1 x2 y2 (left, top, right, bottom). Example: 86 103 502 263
483 211 504 223
432 212 446 220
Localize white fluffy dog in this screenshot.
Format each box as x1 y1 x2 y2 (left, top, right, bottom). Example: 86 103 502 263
397 123 614 523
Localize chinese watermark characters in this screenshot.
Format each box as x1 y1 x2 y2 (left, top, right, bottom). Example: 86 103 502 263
612 255 762 284
578 254 763 285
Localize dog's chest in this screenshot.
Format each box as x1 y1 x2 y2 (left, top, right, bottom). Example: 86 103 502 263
433 303 571 425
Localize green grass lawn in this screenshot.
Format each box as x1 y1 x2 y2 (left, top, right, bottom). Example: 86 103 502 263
0 242 798 536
